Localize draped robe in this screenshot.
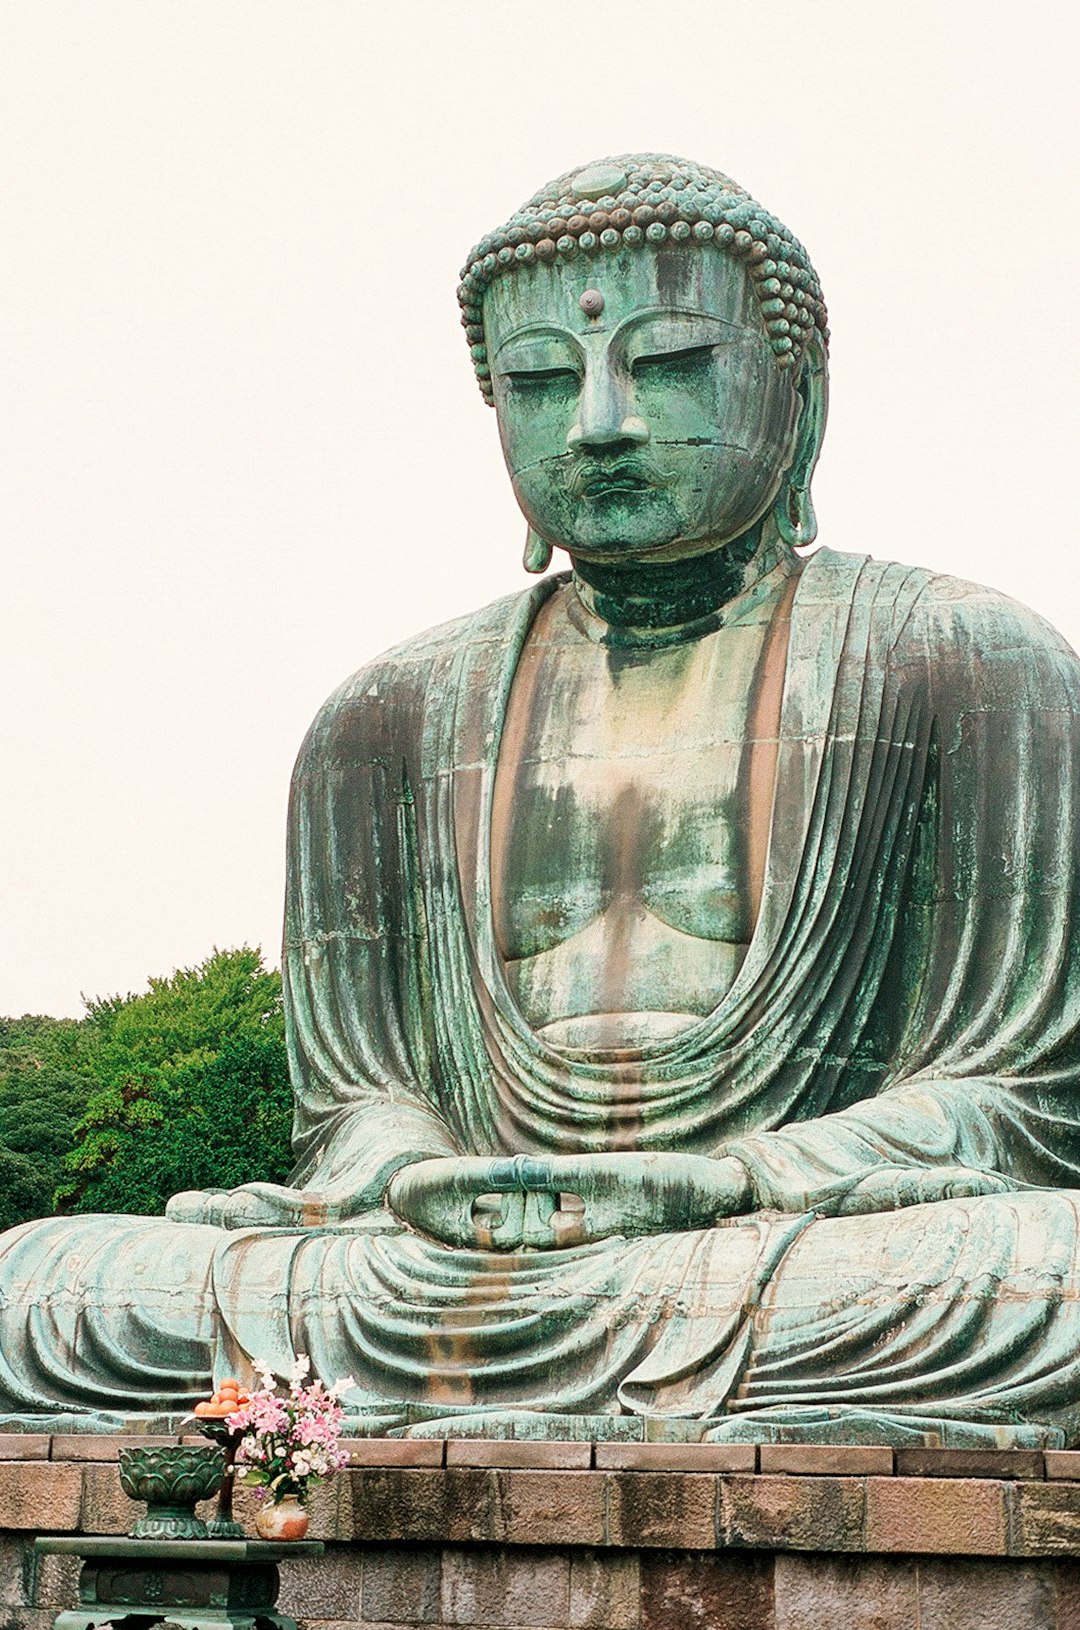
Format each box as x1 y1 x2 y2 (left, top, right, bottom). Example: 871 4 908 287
4 546 1080 1446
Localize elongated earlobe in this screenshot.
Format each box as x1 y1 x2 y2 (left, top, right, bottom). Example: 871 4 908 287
523 526 553 574
774 481 818 549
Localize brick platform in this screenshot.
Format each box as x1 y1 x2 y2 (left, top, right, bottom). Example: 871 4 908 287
4 1437 1080 1628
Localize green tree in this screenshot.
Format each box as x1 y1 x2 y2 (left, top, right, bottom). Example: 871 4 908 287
57 947 293 1216
0 1016 92 1229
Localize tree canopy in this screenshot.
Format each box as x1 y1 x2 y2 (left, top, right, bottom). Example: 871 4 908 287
0 947 293 1226
0 1015 92 1230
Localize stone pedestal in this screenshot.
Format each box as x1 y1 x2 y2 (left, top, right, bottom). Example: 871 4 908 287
5 1435 1080 1628
34 1536 324 1630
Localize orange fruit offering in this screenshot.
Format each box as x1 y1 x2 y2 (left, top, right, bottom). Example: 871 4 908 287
193 1379 251 1419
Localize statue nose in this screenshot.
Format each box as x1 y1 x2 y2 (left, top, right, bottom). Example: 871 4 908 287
568 357 650 454
567 415 650 453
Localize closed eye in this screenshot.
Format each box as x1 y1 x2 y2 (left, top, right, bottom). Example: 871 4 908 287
503 367 580 387
631 344 716 377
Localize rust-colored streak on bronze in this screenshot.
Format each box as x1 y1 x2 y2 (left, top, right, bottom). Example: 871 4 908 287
745 564 801 926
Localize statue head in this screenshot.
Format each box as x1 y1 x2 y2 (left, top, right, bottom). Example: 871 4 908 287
459 155 829 569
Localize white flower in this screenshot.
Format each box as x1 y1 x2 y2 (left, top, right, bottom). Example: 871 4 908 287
327 1374 356 1399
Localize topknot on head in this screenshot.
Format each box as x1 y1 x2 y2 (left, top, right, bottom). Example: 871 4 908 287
457 153 829 405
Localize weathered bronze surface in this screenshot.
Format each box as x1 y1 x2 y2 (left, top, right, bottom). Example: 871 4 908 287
118 1445 224 1540
4 154 1080 1448
34 1536 323 1630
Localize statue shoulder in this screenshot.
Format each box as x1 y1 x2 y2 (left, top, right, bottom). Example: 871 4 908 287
805 547 1080 707
905 567 1080 687
871 556 1080 706
294 583 552 773
908 567 1075 655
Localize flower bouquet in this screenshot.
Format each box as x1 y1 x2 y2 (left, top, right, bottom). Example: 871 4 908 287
224 1356 353 1540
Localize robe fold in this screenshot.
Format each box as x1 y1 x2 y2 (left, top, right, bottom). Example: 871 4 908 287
4 546 1080 1445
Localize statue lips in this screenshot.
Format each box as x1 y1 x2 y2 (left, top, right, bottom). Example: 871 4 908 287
570 456 666 501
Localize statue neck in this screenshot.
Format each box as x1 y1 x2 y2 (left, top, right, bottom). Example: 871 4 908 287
568 519 794 648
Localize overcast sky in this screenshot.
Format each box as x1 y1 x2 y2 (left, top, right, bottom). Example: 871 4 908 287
2 1 1079 1017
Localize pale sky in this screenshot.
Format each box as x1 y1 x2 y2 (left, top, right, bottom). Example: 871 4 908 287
2 1 1078 1018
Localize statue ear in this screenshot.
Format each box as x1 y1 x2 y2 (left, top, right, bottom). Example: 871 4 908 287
774 332 829 550
523 525 553 574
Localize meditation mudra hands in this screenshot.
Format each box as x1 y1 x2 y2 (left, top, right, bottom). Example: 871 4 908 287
164 1153 1013 1241
386 1152 754 1250
164 1153 753 1238
385 1153 1014 1249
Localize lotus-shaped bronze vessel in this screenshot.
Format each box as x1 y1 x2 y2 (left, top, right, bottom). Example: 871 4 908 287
118 1444 225 1540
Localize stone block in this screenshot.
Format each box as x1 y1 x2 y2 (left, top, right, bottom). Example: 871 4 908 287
568 1550 640 1629
773 1554 916 1629
1044 1451 1080 1482
345 1468 454 1544
27 1548 79 1609
440 1545 569 1627
894 1446 1043 1481
304 1477 344 1542
361 1546 442 1623
276 1547 364 1618
917 1556 1056 1629
605 1471 716 1550
0 1439 49 1462
448 1468 514 1546
595 1442 755 1473
639 1551 773 1630
343 1438 445 1467
1009 1480 1080 1556
1056 1560 1080 1630
498 1470 606 1548
865 1476 1006 1555
77 1462 134 1534
50 1434 178 1462
0 1608 56 1630
760 1443 893 1477
722 1473 866 1553
0 1538 30 1608
446 1440 592 1470
0 1464 82 1531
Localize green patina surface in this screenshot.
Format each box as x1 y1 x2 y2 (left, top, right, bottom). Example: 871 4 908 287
34 1536 322 1630
2 154 1080 1449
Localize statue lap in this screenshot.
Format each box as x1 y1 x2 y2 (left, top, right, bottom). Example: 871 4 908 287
1 1190 1078 1446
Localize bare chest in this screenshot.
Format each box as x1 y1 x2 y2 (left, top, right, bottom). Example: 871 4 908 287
490 588 783 1041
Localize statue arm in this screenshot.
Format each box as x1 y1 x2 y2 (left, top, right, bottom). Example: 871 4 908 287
167 1100 460 1228
725 582 1080 1217
721 1084 1023 1216
170 662 463 1229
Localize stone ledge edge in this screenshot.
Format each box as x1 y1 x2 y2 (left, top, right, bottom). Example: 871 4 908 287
6 1458 1080 1559
12 1436 1080 1480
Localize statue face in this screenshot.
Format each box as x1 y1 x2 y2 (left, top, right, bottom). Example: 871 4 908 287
484 247 803 564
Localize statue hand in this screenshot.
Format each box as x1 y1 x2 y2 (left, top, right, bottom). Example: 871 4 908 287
165 1181 357 1229
386 1152 753 1251
832 1165 1013 1216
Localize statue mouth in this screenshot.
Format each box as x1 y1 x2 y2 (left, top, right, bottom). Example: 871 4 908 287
571 459 662 500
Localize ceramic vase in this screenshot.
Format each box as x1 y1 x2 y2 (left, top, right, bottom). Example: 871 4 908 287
254 1494 309 1541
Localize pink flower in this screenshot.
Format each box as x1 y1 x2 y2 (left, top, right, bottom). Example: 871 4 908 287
230 1358 352 1501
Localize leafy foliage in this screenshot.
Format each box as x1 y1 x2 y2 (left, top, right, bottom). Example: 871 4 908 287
0 947 293 1226
0 1016 92 1230
57 947 293 1216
